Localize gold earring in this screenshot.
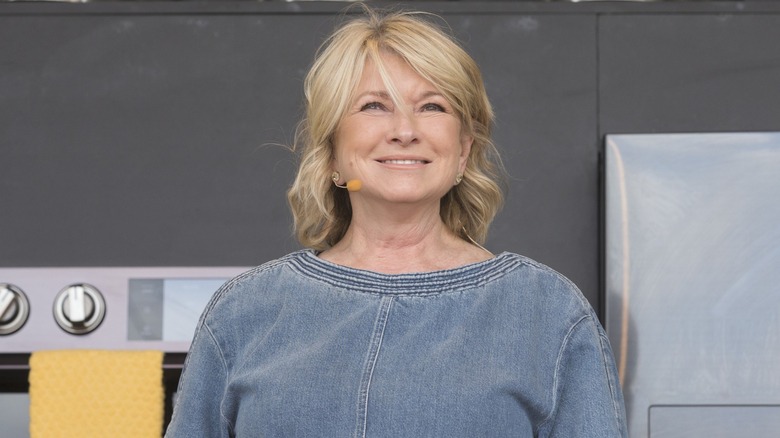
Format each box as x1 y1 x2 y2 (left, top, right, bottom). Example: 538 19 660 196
455 173 463 185
332 171 340 184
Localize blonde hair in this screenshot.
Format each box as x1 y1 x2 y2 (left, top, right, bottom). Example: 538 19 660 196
287 7 505 250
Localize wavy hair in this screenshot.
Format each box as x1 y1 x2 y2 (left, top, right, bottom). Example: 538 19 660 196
287 6 505 250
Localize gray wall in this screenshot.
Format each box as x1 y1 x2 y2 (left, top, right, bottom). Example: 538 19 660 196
2 1 779 320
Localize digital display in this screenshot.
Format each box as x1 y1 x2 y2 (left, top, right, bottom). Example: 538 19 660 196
128 278 227 341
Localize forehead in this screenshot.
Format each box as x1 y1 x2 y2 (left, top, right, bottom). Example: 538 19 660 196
354 52 438 95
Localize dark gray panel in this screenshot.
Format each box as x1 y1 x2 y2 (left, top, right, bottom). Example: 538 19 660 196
599 14 780 134
0 15 333 267
448 14 599 305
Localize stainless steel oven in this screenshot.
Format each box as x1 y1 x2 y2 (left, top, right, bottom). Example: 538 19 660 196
0 267 250 436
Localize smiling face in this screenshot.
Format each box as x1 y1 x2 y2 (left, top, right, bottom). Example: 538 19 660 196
332 52 473 208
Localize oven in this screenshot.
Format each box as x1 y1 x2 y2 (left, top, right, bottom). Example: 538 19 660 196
0 267 250 436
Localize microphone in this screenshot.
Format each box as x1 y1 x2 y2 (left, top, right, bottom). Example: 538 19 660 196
335 179 362 192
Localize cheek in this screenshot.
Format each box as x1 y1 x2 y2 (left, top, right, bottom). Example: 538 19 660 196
441 124 469 159
334 118 364 147
335 121 384 159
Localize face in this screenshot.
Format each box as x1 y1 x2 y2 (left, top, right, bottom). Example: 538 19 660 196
331 52 473 207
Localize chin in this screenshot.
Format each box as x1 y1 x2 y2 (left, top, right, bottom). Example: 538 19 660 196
379 189 448 206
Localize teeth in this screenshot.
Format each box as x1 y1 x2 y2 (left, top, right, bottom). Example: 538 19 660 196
382 159 426 165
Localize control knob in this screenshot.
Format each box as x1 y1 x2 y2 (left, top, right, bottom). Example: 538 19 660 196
0 283 30 335
53 284 106 335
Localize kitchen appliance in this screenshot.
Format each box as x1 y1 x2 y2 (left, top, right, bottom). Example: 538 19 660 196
0 266 249 436
604 132 780 437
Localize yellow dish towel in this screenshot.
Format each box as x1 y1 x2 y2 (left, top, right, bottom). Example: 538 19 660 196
29 350 164 438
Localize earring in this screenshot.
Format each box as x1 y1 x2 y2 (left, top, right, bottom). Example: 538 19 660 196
454 173 463 185
332 171 341 184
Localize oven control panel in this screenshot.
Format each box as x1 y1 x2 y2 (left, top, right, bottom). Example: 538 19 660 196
0 267 250 353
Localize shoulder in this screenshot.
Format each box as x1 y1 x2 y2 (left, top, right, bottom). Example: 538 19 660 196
492 252 595 321
199 250 310 320
496 253 583 298
189 251 314 361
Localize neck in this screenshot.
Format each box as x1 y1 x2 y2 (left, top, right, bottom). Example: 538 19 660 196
321 201 491 274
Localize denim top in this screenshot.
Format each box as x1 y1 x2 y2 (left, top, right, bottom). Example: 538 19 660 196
166 250 627 437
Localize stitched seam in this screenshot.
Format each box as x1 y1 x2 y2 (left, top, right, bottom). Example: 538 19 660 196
201 253 297 316
537 314 590 433
204 321 235 435
515 254 592 311
291 250 524 295
170 254 296 436
598 330 625 435
355 297 394 438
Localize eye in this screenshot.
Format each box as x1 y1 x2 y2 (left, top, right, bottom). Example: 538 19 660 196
360 101 387 111
421 102 446 112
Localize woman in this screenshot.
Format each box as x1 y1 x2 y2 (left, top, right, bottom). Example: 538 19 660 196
166 8 626 437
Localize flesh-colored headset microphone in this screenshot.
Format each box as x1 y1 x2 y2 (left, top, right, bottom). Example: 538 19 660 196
332 172 362 192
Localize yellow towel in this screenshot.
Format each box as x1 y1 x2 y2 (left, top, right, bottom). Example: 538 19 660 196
29 350 164 438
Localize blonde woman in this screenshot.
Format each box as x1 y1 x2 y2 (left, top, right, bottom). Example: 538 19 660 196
167 7 626 437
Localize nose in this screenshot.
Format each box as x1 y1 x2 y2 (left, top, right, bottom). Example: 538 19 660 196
389 110 418 147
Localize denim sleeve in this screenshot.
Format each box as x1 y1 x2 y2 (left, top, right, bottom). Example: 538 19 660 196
538 313 628 437
165 321 232 438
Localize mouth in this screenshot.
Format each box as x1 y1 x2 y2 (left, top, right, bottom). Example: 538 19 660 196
377 159 430 165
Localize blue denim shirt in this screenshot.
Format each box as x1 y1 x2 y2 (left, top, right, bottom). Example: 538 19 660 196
166 250 626 437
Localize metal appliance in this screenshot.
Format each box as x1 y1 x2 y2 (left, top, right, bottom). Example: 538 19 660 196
604 133 780 437
0 266 249 436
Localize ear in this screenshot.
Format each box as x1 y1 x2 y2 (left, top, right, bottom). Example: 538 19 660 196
459 133 474 173
329 160 342 185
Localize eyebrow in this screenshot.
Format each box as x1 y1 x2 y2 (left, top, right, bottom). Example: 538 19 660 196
354 91 390 101
419 90 446 100
354 90 445 101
